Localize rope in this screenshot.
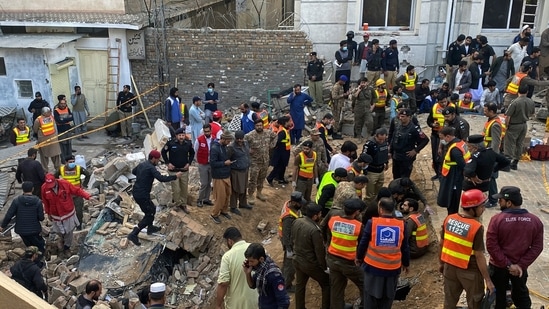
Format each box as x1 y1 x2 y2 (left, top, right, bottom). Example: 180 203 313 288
0 83 168 167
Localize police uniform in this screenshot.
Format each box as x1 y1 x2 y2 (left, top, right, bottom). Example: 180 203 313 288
278 192 303 290
54 163 91 228
389 109 429 179
463 135 510 194
245 127 276 203
443 108 470 141
437 138 470 215
161 128 195 209
363 137 389 200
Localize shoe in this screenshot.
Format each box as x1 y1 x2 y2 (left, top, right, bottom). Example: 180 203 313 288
210 215 221 224
230 208 242 216
248 194 256 205
127 233 141 246
256 191 267 201
147 225 162 235
179 205 190 214
197 200 203 208
241 204 253 210
72 149 77 153
501 165 511 172
221 212 232 219
510 160 518 170
267 178 275 187
430 175 440 181
203 200 214 206
278 179 289 184
332 133 343 140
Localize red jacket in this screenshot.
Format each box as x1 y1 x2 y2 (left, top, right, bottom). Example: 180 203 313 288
42 178 91 221
486 208 543 270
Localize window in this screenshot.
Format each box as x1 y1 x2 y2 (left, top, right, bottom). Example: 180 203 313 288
0 58 5 76
15 80 33 98
362 0 414 28
482 0 538 30
76 27 109 38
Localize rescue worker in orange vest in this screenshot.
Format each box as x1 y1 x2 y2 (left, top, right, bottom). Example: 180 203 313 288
292 140 318 201
438 126 471 215
457 92 476 114
346 152 372 182
401 198 429 258
315 113 335 162
483 103 509 204
251 101 270 129
503 61 549 109
266 116 292 186
440 189 495 309
372 79 390 133
278 191 305 292
427 94 455 180
356 197 409 309
54 155 91 230
53 95 74 164
33 107 62 171
10 118 31 146
326 198 366 309
396 65 418 112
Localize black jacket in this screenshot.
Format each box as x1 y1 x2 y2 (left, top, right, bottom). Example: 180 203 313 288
366 47 383 71
489 56 515 79
463 147 511 192
161 139 195 169
16 158 45 186
132 160 176 199
468 62 483 89
357 41 371 61
382 47 399 71
210 140 231 179
116 91 136 112
307 59 324 81
1 194 44 236
54 107 74 134
447 41 465 66
10 258 47 297
28 99 50 122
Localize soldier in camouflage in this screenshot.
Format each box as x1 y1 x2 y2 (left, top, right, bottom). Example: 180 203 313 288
331 75 349 139
245 118 277 204
294 129 328 181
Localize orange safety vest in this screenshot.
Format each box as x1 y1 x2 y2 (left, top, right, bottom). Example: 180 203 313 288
278 201 299 238
59 165 82 186
38 115 55 136
374 89 388 108
506 72 527 95
13 126 30 145
298 151 316 179
256 110 269 129
440 213 482 269
316 122 328 139
363 217 404 270
441 140 471 176
346 165 361 176
408 213 429 248
328 216 362 260
483 117 506 147
458 100 473 110
403 72 417 91
54 107 70 125
281 127 291 150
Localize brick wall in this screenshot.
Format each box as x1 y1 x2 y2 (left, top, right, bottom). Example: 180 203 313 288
130 28 313 118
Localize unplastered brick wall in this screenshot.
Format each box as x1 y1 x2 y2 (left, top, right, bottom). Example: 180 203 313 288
130 28 313 118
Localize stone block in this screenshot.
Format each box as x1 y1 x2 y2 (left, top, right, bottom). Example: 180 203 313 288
186 270 199 278
52 295 68 308
12 247 25 257
49 287 68 303
119 237 128 249
154 119 172 149
68 276 89 295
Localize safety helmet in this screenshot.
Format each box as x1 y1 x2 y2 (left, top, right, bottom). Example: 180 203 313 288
212 110 223 119
375 79 386 87
464 92 472 99
461 189 487 208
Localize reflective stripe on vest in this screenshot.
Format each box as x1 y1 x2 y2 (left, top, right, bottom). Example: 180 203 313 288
256 110 269 129
506 72 527 95
374 89 388 108
363 217 404 270
409 213 429 248
278 201 299 238
196 134 210 165
316 171 338 209
13 126 30 145
483 117 506 147
403 73 417 91
441 140 471 176
440 213 481 269
38 115 55 136
458 100 473 109
432 103 445 130
281 127 291 150
328 216 362 260
298 151 316 178
60 165 81 186
316 122 328 138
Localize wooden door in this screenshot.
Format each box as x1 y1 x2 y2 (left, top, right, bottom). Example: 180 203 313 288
78 50 108 116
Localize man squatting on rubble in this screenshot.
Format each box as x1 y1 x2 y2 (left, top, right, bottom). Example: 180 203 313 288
127 150 183 246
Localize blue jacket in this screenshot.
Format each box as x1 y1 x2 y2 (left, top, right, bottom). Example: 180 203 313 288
252 265 290 309
287 92 313 130
241 110 257 134
165 96 182 123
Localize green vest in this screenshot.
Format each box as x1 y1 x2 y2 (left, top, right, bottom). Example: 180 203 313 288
315 171 338 209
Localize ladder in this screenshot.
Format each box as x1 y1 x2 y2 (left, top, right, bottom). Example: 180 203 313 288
105 38 121 116
520 0 538 29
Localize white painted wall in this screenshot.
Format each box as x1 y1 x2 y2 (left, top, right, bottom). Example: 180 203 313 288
2 0 125 13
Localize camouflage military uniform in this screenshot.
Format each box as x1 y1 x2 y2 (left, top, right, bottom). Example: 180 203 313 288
332 181 361 210
331 83 346 133
245 128 276 203
295 137 328 180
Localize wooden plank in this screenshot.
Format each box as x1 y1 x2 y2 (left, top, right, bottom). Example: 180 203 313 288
0 272 56 308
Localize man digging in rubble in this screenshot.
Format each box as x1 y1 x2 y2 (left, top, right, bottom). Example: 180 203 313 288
162 127 194 214
127 150 183 246
42 173 95 258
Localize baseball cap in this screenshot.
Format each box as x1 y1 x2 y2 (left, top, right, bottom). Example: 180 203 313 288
25 246 42 257
466 134 484 144
290 191 306 205
334 168 348 178
175 128 185 135
399 108 412 116
309 52 317 56
44 173 57 189
442 106 456 115
492 186 523 205
358 153 373 163
149 150 161 159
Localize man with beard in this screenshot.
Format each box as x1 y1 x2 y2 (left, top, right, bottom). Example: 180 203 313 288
127 150 182 245
246 119 276 204
76 280 102 309
243 243 290 309
292 202 330 309
227 130 253 215
28 92 50 124
292 140 318 201
54 95 74 164
401 198 429 259
363 128 389 201
278 191 305 292
194 124 214 207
